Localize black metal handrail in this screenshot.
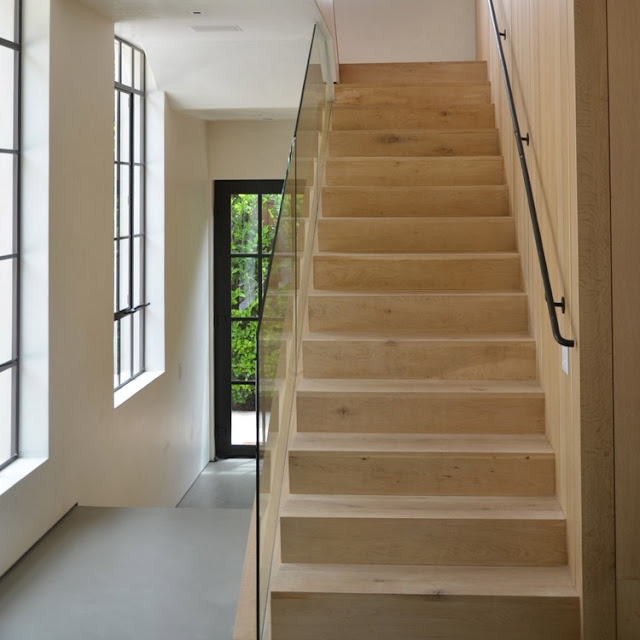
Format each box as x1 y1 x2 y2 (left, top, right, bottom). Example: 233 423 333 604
487 0 575 348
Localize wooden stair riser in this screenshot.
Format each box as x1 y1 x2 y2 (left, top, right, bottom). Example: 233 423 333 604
296 389 545 434
328 130 500 158
280 517 567 566
334 84 491 107
321 186 509 217
307 293 528 335
331 105 496 131
271 593 580 640
289 451 555 496
302 338 536 380
339 62 488 84
326 157 504 187
316 218 516 253
313 255 522 291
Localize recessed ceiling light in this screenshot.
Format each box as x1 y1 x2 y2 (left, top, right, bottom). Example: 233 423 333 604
188 25 243 33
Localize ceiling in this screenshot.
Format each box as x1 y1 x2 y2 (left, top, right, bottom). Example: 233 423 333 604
80 0 323 120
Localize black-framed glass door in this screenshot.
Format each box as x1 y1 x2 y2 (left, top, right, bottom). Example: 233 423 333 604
214 180 283 458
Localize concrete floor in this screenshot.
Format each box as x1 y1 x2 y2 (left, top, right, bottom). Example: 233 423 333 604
0 459 255 640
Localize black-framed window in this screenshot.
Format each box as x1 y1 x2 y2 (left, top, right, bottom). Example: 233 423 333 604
0 0 21 471
114 37 147 390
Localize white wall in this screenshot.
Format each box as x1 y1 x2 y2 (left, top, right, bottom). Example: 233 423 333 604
334 0 476 63
0 0 212 575
207 120 295 181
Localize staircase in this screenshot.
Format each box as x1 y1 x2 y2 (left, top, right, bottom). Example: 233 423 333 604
268 62 580 639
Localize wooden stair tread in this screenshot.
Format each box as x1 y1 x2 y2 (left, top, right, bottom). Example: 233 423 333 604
297 378 544 394
281 494 564 520
291 432 552 454
272 563 577 598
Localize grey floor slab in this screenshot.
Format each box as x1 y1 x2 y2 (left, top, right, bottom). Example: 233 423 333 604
178 460 256 510
0 459 256 640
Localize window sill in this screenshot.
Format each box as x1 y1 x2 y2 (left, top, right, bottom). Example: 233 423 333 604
0 457 47 497
114 370 163 408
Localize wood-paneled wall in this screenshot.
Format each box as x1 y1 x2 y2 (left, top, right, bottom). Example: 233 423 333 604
476 1 616 637
608 1 640 637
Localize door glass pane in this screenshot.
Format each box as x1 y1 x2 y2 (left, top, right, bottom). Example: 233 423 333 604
0 153 15 256
231 194 258 254
231 257 258 318
261 194 280 253
0 47 16 150
232 384 256 446
231 320 257 382
262 257 271 293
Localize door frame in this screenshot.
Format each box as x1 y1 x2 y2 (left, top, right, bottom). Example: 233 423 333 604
213 179 283 458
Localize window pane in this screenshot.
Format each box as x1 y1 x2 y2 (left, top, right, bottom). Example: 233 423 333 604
120 314 132 382
113 321 120 387
133 236 143 307
133 309 143 375
133 94 143 164
0 367 13 464
0 258 15 364
133 49 143 92
113 164 119 237
231 194 258 254
119 92 130 163
114 39 120 83
132 165 143 234
231 257 258 318
231 320 257 382
119 238 130 310
113 242 119 311
119 164 130 237
121 43 133 87
0 46 16 150
0 0 16 42
0 153 15 256
261 194 280 254
231 384 256 446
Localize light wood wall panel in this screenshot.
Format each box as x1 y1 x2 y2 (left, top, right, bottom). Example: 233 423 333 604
608 0 640 637
476 0 616 637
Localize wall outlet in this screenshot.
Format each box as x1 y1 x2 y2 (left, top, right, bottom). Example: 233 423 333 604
562 346 569 375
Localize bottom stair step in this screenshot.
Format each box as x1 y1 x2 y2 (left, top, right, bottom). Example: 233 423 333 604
280 495 567 566
271 564 580 640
